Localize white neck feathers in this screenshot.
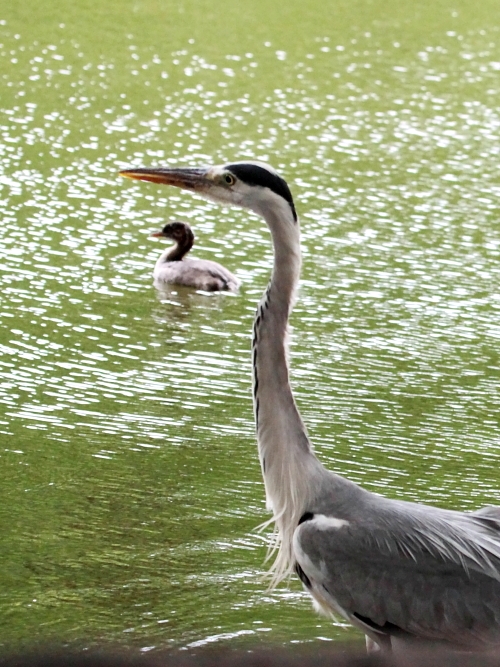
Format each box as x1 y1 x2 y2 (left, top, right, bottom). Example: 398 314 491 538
251 195 322 585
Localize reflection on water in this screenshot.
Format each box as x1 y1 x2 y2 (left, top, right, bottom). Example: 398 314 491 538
1 0 500 654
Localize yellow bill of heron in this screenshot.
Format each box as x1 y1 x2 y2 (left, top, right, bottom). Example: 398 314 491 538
119 166 210 192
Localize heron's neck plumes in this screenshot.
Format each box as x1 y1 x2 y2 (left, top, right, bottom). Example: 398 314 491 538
252 200 322 586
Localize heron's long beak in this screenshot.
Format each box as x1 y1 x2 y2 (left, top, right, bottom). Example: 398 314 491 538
119 166 211 193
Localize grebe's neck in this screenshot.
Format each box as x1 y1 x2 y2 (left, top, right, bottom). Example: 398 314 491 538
163 234 194 262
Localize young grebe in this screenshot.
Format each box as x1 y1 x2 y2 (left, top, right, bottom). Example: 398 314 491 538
150 221 240 292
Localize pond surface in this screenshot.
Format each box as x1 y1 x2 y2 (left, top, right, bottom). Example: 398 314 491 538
1 0 500 654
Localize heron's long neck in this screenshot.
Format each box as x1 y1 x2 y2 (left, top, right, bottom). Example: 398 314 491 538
252 204 322 583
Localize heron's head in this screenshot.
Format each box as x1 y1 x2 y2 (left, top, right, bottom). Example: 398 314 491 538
150 221 194 245
120 161 297 223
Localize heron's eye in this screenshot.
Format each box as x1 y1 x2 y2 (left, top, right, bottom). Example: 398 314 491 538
223 173 235 186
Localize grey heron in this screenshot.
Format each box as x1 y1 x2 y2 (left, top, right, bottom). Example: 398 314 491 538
149 220 240 292
121 161 500 652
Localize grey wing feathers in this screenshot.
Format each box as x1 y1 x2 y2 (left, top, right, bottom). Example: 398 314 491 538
295 498 500 647
202 264 240 292
472 505 500 527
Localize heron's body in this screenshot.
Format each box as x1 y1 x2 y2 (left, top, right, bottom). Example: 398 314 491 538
151 221 240 292
121 161 500 652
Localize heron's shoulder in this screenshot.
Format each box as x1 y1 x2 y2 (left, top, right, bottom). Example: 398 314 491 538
297 489 500 580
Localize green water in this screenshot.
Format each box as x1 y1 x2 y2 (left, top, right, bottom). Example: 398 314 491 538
1 0 500 653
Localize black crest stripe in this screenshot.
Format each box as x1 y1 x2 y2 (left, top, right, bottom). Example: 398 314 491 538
226 163 297 221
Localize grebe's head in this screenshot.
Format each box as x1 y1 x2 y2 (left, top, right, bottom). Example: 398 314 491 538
150 221 194 245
